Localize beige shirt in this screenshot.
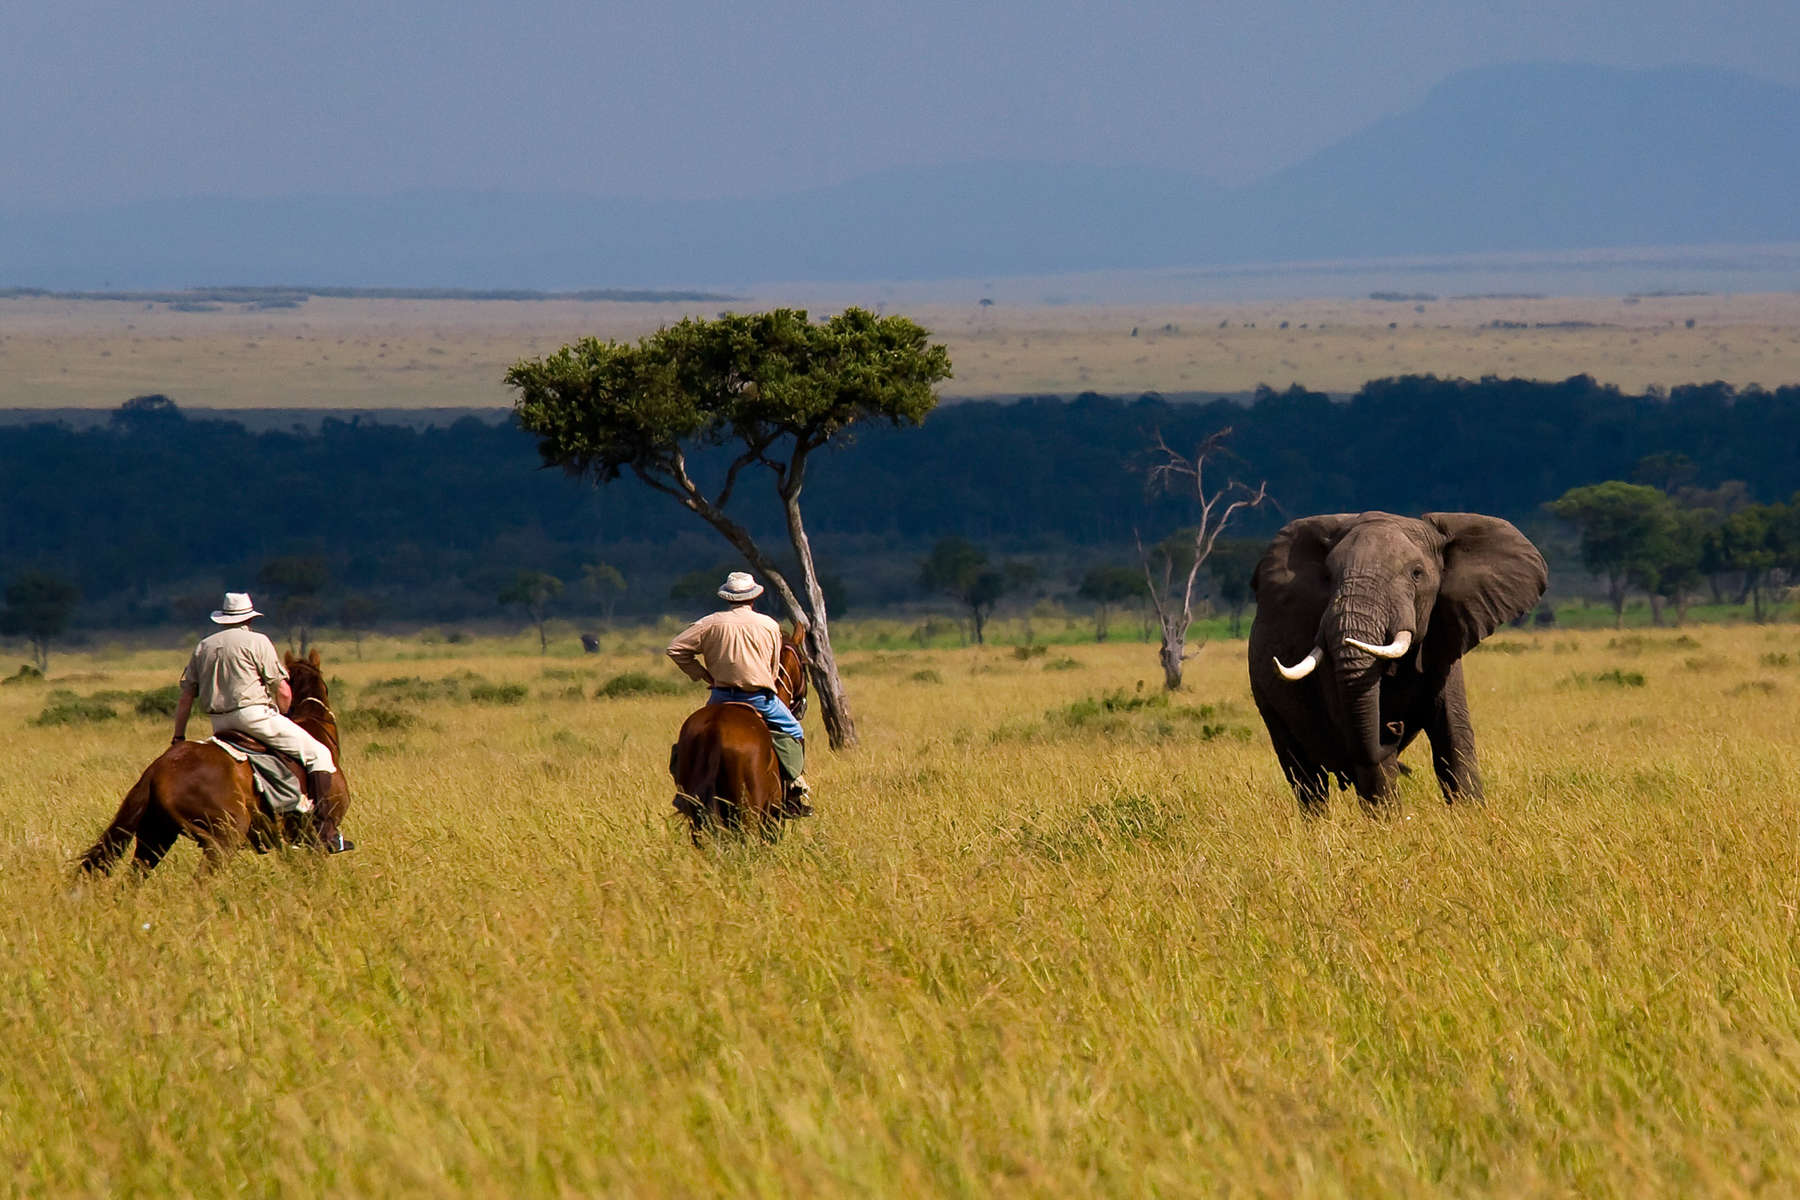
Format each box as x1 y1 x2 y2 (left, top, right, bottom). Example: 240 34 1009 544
666 605 782 692
179 625 288 714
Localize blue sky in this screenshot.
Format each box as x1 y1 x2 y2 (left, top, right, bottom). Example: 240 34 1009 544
5 0 1796 208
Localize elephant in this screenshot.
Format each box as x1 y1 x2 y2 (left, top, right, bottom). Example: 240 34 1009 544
1247 511 1547 814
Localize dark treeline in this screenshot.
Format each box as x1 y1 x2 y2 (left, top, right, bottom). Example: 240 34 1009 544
4 376 1799 627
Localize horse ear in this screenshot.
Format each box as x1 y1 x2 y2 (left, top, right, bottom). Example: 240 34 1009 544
1252 514 1358 628
282 651 295 669
1423 513 1548 660
790 621 809 646
308 648 321 667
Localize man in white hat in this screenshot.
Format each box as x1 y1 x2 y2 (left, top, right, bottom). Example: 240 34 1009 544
666 571 811 814
169 592 353 852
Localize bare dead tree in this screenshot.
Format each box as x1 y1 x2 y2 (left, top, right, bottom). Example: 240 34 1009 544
1136 428 1268 690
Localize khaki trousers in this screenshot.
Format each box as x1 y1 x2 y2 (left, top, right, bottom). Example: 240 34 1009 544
211 704 336 773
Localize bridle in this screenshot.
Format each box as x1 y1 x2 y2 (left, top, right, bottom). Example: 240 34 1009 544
776 645 809 721
294 692 337 725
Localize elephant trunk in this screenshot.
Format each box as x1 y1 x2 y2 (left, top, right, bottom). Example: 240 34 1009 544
1323 589 1408 766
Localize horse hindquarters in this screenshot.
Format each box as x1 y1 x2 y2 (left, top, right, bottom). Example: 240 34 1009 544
673 707 782 840
76 764 158 874
77 746 256 876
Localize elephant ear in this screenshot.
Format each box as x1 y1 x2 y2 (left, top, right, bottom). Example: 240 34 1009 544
1251 514 1359 632
1423 513 1548 660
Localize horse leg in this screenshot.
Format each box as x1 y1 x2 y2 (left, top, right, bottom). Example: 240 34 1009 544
188 809 251 876
130 805 180 875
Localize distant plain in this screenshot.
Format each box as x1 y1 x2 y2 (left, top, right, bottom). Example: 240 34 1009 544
5 286 1800 413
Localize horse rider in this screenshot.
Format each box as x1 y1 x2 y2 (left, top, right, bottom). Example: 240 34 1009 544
666 571 812 815
169 592 354 852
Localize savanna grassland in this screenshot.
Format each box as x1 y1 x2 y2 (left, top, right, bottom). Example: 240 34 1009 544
4 621 1800 1196
6 290 1800 411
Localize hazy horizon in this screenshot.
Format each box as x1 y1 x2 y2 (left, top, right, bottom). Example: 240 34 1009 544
7 2 1800 211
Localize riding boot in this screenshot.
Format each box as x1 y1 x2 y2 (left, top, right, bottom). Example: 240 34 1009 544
307 771 355 853
769 733 813 817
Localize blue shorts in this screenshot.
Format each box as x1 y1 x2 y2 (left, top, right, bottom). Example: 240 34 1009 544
708 687 804 741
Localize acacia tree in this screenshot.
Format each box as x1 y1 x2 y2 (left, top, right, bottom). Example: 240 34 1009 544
0 571 79 673
1136 430 1267 690
1548 482 1672 627
919 537 1019 645
499 569 563 653
579 562 627 625
508 308 951 749
256 555 330 653
1077 565 1141 642
1204 537 1263 636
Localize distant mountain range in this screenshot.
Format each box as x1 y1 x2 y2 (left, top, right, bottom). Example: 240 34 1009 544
5 63 1796 290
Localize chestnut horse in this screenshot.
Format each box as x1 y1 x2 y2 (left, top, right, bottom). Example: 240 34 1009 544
670 624 809 842
77 650 350 873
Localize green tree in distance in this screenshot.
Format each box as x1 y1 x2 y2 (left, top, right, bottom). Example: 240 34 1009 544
0 571 79 674
1204 537 1264 636
1548 482 1674 627
1077 565 1141 642
919 538 1019 646
256 555 330 653
579 562 627 626
338 593 380 659
508 307 952 749
499 570 563 653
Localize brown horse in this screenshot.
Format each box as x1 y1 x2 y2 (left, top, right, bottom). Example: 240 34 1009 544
77 650 351 874
670 623 809 842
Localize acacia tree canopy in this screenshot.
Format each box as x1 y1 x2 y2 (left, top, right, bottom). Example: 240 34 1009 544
507 306 952 749
0 571 79 673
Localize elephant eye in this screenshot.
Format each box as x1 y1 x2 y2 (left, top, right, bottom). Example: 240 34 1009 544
1411 566 1426 581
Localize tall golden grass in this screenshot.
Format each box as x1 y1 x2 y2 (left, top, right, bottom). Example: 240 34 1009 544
3 623 1798 1195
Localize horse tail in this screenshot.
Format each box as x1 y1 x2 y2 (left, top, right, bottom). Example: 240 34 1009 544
673 725 726 826
76 762 157 874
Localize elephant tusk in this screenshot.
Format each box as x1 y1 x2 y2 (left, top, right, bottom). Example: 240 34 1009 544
1274 647 1322 680
1343 629 1413 659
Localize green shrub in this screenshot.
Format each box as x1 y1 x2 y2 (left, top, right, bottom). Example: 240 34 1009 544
595 671 684 699
132 684 184 718
908 669 944 684
1606 635 1699 655
1759 652 1791 668
341 706 417 732
32 692 119 726
1043 657 1082 671
1566 669 1647 688
469 683 529 705
365 674 478 703
1 664 43 686
1012 644 1048 660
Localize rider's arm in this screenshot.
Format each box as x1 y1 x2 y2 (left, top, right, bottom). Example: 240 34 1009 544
274 678 293 713
666 621 716 686
172 684 197 742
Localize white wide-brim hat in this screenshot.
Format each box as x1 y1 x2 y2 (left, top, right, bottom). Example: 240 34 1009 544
717 571 764 602
210 592 263 624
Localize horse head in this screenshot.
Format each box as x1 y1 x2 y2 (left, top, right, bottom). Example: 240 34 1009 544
779 623 810 720
282 647 331 711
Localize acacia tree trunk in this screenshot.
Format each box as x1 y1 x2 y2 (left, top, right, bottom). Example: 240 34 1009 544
641 453 860 751
778 447 859 750
1158 617 1187 690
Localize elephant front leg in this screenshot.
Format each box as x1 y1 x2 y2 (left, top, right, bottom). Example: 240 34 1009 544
1350 758 1401 815
1425 662 1484 803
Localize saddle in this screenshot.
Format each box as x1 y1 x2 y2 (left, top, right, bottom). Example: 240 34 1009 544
208 731 313 814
